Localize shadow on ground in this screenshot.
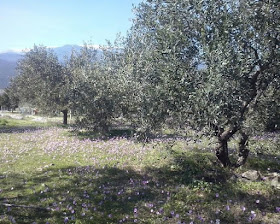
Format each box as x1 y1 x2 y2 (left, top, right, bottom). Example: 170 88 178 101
0 126 46 134
0 152 279 223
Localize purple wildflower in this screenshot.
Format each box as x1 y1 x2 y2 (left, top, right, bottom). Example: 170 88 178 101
248 211 256 222
64 217 69 223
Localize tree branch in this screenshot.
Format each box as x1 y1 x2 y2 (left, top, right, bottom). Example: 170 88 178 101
1 203 53 211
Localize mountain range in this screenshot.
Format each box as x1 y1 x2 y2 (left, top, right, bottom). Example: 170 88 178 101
0 45 89 89
0 52 22 89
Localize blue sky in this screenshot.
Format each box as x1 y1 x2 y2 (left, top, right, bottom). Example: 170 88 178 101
0 0 142 52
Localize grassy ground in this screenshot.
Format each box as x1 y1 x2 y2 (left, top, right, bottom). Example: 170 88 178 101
0 116 279 223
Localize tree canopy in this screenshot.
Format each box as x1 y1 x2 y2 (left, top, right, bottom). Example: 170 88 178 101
123 0 280 166
10 45 70 124
62 41 134 133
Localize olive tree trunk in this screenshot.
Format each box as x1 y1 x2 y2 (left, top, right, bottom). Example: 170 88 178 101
235 131 249 167
216 137 232 167
62 109 68 125
215 128 249 168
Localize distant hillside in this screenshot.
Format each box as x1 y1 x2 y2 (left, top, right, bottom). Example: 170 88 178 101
52 45 103 61
52 45 83 61
0 45 98 89
0 52 23 62
0 59 18 89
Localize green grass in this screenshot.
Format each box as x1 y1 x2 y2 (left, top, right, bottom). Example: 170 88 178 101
0 117 39 127
0 114 60 129
0 118 279 223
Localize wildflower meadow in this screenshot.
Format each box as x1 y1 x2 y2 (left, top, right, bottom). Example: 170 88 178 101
0 115 279 223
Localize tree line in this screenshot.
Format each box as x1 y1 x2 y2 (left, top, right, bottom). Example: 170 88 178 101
1 0 279 168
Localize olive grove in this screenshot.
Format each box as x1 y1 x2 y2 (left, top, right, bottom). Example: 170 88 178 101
6 0 279 167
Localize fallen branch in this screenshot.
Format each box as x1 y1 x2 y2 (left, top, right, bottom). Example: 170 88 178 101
1 203 53 211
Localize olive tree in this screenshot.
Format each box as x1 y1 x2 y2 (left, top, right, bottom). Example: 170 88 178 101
3 86 19 112
0 91 11 111
12 45 70 124
126 0 280 166
123 0 199 139
67 43 128 133
191 0 279 167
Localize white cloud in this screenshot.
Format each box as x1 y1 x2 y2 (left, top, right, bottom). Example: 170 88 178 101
0 48 29 54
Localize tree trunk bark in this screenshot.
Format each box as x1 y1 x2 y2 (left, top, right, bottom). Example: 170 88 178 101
235 131 249 168
62 109 68 125
99 120 109 135
216 138 232 167
215 127 238 167
215 127 249 168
